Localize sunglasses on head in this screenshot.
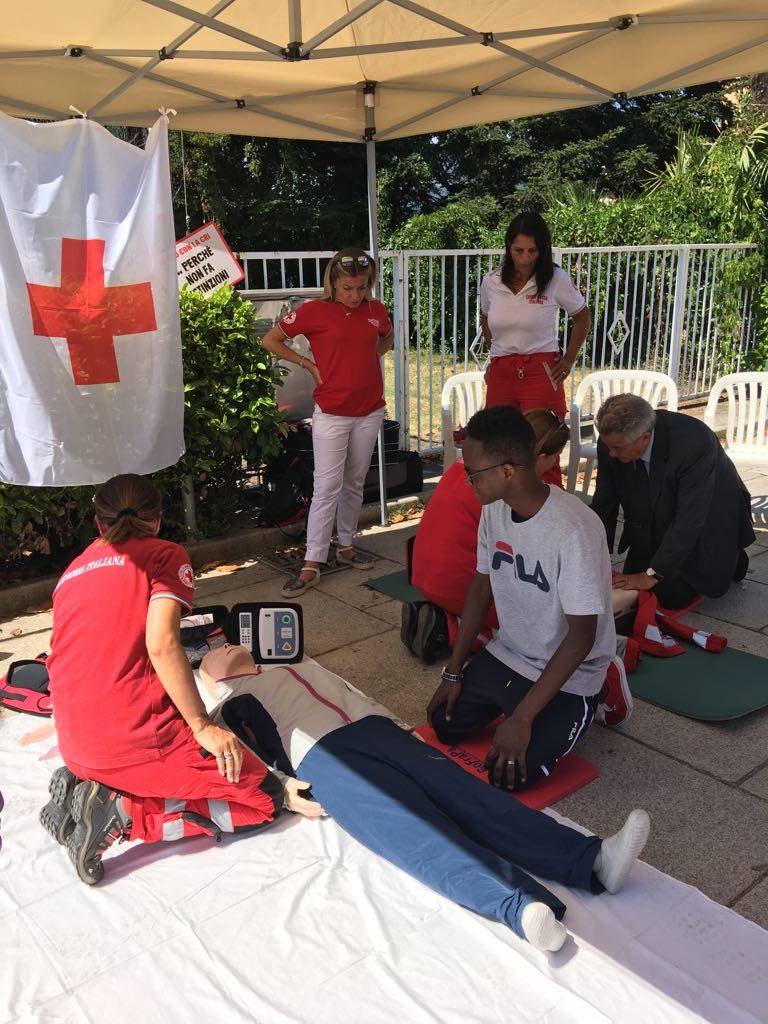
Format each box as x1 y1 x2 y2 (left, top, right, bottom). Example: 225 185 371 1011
335 254 371 272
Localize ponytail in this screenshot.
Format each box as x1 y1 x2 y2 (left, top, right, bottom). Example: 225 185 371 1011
94 474 162 544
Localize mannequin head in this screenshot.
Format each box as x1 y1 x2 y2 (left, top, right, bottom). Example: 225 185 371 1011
200 644 258 701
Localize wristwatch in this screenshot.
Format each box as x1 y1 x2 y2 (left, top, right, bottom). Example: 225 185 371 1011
645 567 662 581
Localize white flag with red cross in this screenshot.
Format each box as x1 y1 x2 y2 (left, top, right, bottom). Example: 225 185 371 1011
0 113 184 485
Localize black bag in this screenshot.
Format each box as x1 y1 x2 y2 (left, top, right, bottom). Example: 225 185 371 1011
258 449 313 527
243 422 312 527
0 655 52 717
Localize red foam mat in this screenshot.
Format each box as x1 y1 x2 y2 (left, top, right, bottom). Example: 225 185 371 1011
414 723 598 811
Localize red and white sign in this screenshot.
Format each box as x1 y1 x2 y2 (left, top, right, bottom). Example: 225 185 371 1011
0 112 184 486
176 221 244 295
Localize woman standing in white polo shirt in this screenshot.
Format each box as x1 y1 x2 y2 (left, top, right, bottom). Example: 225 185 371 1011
480 212 590 485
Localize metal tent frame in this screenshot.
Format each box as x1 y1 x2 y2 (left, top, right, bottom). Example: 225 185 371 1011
3 4 768 131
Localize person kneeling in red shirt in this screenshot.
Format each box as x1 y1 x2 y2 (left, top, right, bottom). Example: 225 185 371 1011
42 473 322 885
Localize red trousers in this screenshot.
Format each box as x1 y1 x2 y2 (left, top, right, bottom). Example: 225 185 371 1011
66 730 281 844
485 351 566 488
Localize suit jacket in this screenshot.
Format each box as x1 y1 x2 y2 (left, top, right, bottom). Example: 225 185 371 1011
591 410 755 597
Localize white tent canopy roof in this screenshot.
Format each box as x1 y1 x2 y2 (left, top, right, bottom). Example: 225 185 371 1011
3 2 768 142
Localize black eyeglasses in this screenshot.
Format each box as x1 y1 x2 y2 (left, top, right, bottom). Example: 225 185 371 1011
464 461 521 484
335 254 371 272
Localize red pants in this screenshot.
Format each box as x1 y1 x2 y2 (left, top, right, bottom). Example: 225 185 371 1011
66 730 281 844
485 351 566 488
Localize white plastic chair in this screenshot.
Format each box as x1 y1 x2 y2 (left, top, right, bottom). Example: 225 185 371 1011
441 371 486 468
566 370 679 496
705 372 768 465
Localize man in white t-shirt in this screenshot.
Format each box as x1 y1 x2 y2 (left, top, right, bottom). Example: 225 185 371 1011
427 406 617 791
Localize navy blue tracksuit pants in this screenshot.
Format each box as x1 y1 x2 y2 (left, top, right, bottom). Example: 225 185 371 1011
431 649 600 791
299 716 602 938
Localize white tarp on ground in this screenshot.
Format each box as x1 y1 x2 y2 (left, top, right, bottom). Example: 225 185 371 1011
0 113 184 486
2 3 768 142
1 698 767 1024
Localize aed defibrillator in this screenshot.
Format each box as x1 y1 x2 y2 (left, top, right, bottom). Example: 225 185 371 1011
180 602 304 667
0 604 304 718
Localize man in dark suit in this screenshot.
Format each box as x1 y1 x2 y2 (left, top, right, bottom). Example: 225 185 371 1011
591 394 755 609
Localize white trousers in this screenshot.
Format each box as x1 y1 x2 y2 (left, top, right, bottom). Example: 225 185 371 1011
305 406 385 563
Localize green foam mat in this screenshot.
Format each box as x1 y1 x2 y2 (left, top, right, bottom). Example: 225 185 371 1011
630 644 768 721
364 568 425 604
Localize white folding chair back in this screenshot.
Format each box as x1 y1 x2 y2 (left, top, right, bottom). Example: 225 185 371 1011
566 370 679 495
441 371 486 468
705 372 768 465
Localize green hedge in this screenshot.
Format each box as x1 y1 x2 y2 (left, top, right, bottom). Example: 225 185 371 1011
0 286 286 572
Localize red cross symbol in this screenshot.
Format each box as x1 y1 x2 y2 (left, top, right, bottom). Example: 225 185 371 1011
26 238 157 386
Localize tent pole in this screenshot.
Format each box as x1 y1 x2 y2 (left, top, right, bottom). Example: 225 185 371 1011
364 83 388 529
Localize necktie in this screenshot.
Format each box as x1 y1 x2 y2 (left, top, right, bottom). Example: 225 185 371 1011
628 460 652 561
633 459 650 511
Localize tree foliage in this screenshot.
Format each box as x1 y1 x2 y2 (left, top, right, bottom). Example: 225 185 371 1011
169 84 734 252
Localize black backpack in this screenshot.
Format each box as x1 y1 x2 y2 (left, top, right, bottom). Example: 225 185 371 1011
254 422 314 527
258 452 313 526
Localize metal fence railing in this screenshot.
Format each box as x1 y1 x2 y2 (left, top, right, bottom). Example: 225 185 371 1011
237 243 760 454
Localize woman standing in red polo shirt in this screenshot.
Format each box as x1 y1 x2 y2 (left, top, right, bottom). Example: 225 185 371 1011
262 248 394 596
481 212 590 486
43 474 320 885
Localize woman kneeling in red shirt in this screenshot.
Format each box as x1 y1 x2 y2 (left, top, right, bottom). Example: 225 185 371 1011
42 474 321 885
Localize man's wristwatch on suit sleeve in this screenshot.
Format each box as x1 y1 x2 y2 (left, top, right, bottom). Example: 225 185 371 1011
645 567 662 581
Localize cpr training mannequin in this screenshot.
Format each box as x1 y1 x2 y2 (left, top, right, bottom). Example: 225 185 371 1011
199 644 651 953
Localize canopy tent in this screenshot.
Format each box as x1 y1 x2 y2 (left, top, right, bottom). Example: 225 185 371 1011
4 2 768 523
3 2 768 139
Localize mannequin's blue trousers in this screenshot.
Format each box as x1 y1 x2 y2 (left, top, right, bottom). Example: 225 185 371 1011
298 716 602 937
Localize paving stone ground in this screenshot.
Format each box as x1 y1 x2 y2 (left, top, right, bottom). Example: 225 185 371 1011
2 456 767 931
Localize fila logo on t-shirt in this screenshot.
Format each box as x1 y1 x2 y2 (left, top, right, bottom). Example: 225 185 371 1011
367 317 380 328
491 541 550 592
178 563 194 589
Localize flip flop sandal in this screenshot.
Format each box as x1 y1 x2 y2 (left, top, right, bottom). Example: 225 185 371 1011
281 567 320 597
336 547 375 570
